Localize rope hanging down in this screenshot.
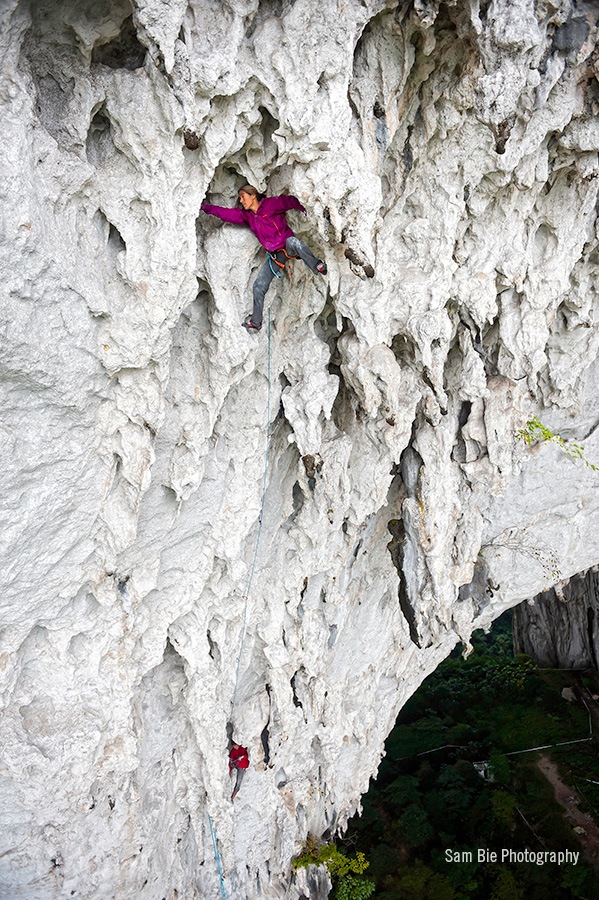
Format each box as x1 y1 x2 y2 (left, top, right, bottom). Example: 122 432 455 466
230 307 273 717
210 312 272 900
208 811 227 900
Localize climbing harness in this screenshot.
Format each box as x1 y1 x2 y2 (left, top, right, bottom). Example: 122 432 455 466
208 811 227 900
230 307 273 717
268 247 299 279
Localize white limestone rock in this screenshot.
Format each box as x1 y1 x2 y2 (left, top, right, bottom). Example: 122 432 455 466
2 0 599 898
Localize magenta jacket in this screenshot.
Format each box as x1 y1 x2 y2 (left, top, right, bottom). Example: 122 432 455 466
201 195 305 251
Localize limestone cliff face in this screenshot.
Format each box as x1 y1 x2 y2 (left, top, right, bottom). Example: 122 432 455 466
2 0 599 897
514 568 599 669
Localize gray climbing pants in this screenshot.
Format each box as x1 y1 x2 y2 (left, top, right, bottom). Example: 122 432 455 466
232 765 245 796
250 236 321 328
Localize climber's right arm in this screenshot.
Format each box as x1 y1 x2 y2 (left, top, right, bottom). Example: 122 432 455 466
201 202 247 225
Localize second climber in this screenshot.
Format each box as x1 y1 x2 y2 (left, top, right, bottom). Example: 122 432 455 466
201 185 327 333
229 741 249 800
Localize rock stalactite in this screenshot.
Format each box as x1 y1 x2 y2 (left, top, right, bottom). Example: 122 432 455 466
2 0 599 898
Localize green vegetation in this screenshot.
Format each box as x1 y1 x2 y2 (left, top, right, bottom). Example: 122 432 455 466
517 417 598 471
345 612 599 899
293 836 375 900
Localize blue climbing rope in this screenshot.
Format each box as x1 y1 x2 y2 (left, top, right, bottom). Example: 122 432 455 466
268 253 284 278
208 312 273 899
230 307 272 717
208 811 227 900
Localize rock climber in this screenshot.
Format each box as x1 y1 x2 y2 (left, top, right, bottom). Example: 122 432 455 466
201 185 327 333
229 741 249 800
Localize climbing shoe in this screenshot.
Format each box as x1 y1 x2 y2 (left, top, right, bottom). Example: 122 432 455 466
242 317 262 333
317 261 327 275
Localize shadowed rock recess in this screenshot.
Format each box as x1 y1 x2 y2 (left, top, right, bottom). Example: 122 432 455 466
2 0 599 897
514 568 599 668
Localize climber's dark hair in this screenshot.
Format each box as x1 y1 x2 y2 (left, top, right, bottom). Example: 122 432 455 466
238 184 263 202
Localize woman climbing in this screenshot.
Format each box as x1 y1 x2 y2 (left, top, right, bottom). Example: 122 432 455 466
201 185 327 332
229 741 249 800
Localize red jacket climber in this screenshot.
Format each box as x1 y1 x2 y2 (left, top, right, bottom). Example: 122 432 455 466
201 185 327 333
229 741 249 800
229 742 249 773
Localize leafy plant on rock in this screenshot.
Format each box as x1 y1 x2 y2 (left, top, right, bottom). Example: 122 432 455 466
293 836 375 900
517 416 598 471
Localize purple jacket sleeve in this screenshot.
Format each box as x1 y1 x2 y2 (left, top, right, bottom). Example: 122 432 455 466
201 202 247 225
261 195 306 215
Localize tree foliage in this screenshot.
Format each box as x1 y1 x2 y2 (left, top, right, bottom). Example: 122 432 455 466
344 610 599 900
293 837 375 900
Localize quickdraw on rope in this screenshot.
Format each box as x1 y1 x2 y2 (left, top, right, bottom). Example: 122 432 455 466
208 811 227 900
230 307 272 717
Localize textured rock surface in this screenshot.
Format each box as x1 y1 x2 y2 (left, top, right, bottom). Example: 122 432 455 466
2 0 599 897
514 567 599 668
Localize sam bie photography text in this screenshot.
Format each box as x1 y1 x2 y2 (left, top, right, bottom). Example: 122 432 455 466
445 848 580 866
